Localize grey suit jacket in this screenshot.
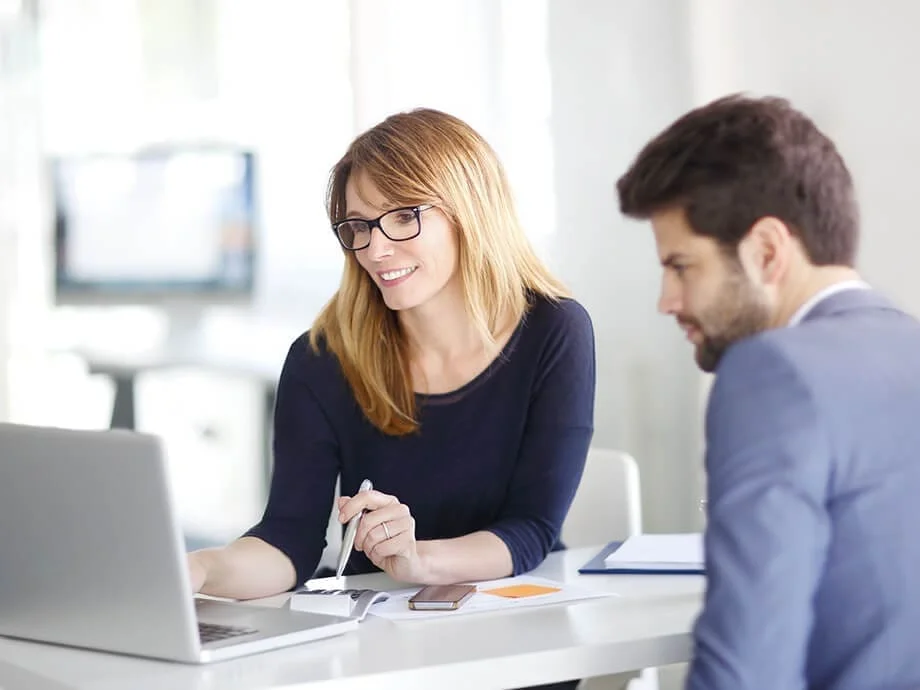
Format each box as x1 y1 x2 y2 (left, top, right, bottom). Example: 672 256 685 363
687 289 920 690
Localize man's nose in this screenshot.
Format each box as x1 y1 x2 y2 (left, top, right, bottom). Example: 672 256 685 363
658 279 682 315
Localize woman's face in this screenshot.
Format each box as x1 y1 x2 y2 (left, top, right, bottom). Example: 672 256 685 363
346 171 461 314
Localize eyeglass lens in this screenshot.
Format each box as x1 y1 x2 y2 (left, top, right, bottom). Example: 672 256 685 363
336 207 420 250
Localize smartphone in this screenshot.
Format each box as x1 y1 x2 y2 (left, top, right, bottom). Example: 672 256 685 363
408 584 477 611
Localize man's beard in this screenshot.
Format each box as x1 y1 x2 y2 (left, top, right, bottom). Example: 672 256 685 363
681 270 771 373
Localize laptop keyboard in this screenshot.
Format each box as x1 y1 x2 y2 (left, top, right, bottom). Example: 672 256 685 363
198 622 258 643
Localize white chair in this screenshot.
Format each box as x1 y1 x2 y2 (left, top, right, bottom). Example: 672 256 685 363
563 449 662 690
562 447 643 548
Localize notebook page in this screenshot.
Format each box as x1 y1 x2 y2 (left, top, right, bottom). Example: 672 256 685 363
604 533 704 568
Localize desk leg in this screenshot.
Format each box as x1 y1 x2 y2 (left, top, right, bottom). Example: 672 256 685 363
109 374 137 430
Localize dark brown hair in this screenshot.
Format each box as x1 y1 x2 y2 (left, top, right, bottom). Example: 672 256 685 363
616 94 859 266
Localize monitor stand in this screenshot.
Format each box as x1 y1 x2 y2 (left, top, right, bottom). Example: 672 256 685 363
161 303 209 359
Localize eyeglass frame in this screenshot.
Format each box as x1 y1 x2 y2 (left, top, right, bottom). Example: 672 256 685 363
331 204 435 251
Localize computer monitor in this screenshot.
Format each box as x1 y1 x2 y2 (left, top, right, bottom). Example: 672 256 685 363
51 146 258 350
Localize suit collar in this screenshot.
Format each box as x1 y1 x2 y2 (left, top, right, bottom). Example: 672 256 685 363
801 287 899 324
787 281 869 327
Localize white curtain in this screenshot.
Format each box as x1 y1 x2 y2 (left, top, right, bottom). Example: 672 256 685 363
4 0 556 422
350 0 555 253
0 3 42 422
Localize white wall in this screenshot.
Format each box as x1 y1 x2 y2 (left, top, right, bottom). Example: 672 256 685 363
545 0 920 533
546 0 705 533
689 0 920 318
0 229 13 421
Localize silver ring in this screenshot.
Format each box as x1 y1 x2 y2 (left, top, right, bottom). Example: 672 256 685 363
382 522 391 539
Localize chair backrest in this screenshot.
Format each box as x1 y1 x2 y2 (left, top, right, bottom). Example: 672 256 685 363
561 447 643 548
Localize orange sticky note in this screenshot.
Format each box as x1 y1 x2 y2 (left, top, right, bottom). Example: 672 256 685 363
482 584 561 598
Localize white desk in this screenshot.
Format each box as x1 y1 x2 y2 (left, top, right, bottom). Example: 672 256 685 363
0 547 704 689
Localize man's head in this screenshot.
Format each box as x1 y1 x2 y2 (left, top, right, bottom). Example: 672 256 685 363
616 94 860 371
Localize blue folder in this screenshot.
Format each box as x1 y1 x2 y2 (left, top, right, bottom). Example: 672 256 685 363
578 541 705 575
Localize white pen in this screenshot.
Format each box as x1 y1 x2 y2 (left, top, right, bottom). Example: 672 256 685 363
336 479 373 579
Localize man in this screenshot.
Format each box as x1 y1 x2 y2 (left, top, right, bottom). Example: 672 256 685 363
617 94 920 689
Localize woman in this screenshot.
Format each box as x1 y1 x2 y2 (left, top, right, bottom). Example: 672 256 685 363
188 108 595 601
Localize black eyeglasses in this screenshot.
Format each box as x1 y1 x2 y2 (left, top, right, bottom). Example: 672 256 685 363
331 204 434 251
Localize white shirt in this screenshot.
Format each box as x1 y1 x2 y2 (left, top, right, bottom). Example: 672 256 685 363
786 280 870 327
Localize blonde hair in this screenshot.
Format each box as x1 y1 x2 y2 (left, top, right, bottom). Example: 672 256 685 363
311 108 569 435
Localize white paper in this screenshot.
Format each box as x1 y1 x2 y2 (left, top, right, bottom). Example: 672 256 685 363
289 588 389 621
368 575 614 621
603 533 704 570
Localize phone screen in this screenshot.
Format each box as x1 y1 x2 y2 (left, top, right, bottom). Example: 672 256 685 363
407 584 477 610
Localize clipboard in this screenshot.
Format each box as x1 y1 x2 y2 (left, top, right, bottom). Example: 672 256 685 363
578 541 705 575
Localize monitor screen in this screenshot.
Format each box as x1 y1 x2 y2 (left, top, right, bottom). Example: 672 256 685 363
52 147 257 304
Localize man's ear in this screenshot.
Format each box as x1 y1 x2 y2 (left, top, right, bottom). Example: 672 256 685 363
738 216 793 286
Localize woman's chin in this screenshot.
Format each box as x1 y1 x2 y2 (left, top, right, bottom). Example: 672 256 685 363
380 291 422 312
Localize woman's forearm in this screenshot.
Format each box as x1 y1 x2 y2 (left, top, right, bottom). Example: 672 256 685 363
192 536 297 600
416 531 513 584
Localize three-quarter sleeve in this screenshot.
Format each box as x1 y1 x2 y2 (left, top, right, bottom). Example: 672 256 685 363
244 337 341 587
486 300 596 573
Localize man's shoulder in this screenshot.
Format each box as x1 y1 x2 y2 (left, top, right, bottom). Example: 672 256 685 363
720 294 920 384
710 306 920 431
717 315 861 383
716 330 803 383
707 332 816 433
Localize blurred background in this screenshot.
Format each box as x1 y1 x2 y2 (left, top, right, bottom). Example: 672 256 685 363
1 0 918 553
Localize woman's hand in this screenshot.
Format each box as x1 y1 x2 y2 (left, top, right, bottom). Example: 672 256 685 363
337 489 426 582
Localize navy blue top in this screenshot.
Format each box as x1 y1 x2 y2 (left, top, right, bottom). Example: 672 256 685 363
245 295 596 586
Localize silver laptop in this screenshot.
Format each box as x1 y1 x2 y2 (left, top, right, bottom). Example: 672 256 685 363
0 422 358 663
